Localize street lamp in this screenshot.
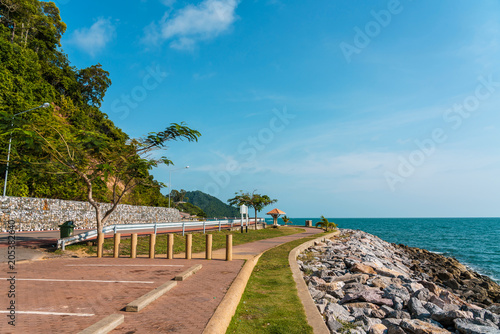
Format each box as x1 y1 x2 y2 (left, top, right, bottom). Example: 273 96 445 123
168 166 189 208
3 103 50 197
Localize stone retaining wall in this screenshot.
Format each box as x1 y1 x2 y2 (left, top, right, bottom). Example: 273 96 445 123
0 196 181 232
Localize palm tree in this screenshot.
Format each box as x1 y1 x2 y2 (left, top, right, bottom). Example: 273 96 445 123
228 191 277 229
282 215 292 226
315 215 337 231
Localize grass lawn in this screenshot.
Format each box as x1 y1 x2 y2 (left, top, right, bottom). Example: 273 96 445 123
226 231 327 334
65 226 306 256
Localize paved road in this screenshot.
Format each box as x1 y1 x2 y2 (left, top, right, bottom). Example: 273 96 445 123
0 227 323 334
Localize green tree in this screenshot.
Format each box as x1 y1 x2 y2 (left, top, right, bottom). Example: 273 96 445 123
282 215 292 226
315 215 337 231
228 191 277 229
170 189 187 204
8 119 200 254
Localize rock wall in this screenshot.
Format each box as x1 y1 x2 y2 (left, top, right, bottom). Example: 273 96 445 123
0 196 181 232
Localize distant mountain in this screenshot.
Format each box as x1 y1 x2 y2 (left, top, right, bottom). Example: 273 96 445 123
185 191 240 218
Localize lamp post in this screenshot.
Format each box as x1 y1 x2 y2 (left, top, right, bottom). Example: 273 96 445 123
3 103 50 197
168 166 189 208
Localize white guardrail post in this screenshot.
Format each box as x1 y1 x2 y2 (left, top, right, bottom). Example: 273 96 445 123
182 222 185 236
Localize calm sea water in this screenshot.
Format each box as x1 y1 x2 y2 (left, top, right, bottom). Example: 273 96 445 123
266 217 500 283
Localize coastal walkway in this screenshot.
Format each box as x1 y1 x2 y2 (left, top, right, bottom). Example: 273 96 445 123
0 227 323 334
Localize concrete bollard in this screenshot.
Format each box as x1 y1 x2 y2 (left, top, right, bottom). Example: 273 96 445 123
131 233 138 259
149 233 156 259
113 233 121 258
167 234 174 259
186 234 192 260
97 233 104 258
226 234 232 261
206 234 212 260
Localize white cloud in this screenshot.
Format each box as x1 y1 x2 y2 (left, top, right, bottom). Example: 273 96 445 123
70 18 115 56
143 0 239 50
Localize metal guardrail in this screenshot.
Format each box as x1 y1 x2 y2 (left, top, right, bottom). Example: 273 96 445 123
57 218 265 250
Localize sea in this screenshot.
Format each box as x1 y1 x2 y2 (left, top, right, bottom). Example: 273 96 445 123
265 217 500 283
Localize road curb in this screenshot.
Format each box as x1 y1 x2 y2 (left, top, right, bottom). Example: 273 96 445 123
288 230 339 334
174 264 203 281
77 314 124 334
125 281 177 312
202 253 262 334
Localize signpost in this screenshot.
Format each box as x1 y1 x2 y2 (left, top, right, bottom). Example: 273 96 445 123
240 205 248 233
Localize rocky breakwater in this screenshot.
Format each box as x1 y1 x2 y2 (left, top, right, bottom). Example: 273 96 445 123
298 229 500 334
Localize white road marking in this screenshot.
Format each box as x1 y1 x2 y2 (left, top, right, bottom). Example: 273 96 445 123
0 278 154 284
65 264 184 267
0 311 94 317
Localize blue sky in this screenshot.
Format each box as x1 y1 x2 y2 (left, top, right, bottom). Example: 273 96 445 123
55 0 500 218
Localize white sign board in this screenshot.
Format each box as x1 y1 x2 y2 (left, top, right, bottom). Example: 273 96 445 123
240 205 248 214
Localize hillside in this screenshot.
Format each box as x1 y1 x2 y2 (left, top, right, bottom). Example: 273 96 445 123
0 0 179 208
186 191 239 218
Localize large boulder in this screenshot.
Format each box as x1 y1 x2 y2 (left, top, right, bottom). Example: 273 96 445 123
399 319 450 334
454 318 500 334
383 284 411 305
431 310 474 327
352 263 377 275
325 302 354 322
368 323 388 334
341 289 394 307
408 297 431 319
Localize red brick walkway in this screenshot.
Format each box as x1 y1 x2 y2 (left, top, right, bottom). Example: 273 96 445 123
0 227 322 334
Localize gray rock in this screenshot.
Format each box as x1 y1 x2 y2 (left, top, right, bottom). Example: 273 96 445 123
371 308 386 319
316 302 327 314
412 288 432 302
308 287 325 300
331 289 345 299
380 305 395 315
326 302 355 322
386 324 405 334
442 303 460 312
404 282 425 294
431 310 474 327
484 310 500 327
487 304 500 315
352 307 373 318
382 318 402 327
345 282 369 293
387 310 411 320
454 318 500 334
383 284 411 304
323 293 339 304
356 315 374 332
408 297 431 319
326 315 343 332
349 328 367 334
393 297 404 311
400 319 450 333
341 289 394 307
429 295 447 309
423 301 444 314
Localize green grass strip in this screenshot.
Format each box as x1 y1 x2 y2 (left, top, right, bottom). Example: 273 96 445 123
227 232 327 334
65 226 305 256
